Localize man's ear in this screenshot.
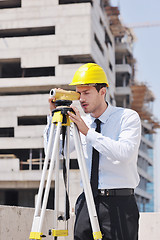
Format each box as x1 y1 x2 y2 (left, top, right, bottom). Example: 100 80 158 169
100 87 106 96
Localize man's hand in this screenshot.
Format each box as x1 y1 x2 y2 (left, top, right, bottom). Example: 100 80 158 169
48 96 56 116
67 106 89 136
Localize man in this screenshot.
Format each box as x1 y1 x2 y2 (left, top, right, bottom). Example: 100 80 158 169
44 63 141 240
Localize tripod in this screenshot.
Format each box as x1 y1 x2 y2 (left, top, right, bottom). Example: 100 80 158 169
29 101 102 240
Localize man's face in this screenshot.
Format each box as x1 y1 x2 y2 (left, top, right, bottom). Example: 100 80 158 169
76 85 105 116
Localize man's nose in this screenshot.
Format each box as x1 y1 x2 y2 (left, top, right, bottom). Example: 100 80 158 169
80 95 85 102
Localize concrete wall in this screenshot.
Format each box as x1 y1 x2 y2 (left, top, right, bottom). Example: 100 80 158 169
139 212 160 240
0 205 160 240
1 158 19 172
0 205 74 240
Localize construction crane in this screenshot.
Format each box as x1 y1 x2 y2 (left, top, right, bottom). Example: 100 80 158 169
126 21 160 29
116 0 160 29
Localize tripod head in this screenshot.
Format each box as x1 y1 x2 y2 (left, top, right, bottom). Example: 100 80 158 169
54 100 72 108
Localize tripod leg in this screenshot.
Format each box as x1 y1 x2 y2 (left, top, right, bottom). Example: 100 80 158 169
30 123 56 235
54 125 70 239
54 124 61 234
49 124 70 240
38 122 62 232
54 152 59 240
72 123 102 240
65 125 70 224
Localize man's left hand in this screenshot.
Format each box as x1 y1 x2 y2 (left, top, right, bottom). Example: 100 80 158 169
67 106 89 136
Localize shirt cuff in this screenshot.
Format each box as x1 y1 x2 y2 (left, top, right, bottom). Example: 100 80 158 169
86 128 99 146
47 115 52 124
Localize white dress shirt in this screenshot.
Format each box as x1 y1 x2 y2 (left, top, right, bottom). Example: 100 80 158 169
44 103 141 189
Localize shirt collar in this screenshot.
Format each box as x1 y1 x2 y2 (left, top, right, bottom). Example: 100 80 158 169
90 102 113 124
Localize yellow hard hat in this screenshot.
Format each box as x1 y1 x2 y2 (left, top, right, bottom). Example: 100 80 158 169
69 63 109 87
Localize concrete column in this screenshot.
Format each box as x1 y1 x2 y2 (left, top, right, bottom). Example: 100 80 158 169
122 54 126 64
29 149 32 170
39 149 43 170
0 65 2 77
122 74 126 87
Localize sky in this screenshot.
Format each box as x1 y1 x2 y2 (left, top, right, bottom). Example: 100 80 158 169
111 0 160 119
110 0 160 211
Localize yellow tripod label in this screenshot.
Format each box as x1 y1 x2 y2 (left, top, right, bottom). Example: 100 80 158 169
29 231 43 239
93 231 102 239
51 229 68 236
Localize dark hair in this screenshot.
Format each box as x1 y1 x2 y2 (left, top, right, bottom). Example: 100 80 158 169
94 83 107 92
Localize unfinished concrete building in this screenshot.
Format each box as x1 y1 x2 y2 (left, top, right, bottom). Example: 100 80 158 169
131 84 160 211
104 0 160 211
0 0 115 209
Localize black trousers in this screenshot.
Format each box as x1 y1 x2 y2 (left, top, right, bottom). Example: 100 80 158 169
74 193 139 240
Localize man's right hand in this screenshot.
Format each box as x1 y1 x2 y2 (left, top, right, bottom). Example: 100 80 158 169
48 96 56 116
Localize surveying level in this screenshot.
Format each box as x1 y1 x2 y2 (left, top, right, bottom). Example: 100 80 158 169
50 88 80 101
29 89 102 240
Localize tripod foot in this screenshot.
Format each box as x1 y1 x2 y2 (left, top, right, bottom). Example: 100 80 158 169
93 231 102 240
29 231 45 239
49 229 68 237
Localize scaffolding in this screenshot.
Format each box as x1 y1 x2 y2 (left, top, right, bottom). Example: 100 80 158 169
131 83 160 133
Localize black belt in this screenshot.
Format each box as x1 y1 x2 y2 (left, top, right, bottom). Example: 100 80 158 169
98 188 134 196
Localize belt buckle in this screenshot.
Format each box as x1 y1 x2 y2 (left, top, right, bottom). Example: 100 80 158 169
106 189 109 196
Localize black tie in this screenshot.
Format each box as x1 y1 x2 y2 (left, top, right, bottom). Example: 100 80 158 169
90 119 101 197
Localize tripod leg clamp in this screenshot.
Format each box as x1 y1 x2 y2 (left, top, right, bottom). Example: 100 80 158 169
51 229 68 237
29 232 43 240
93 231 102 239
